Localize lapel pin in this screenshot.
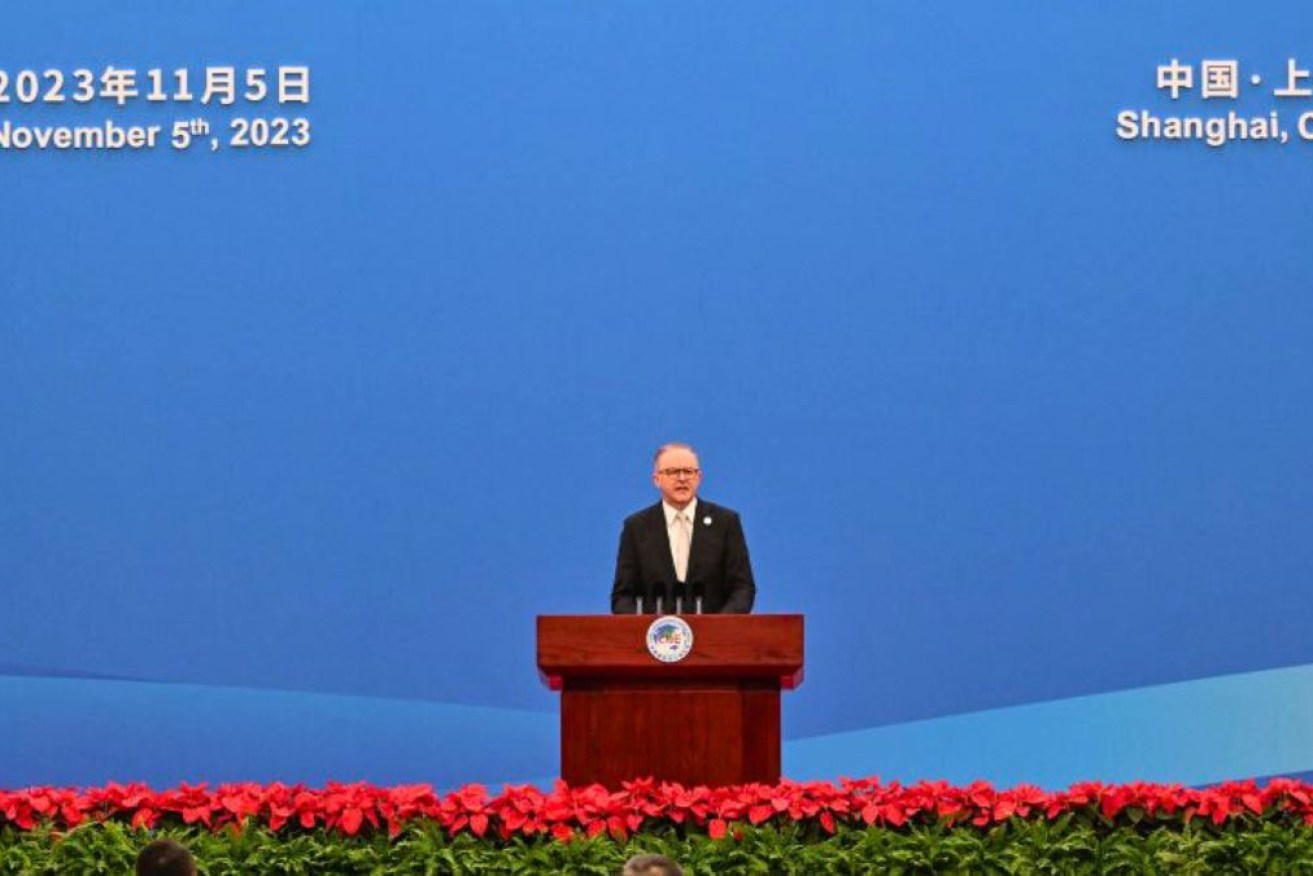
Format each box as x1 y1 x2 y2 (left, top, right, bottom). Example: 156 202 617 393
703 516 712 526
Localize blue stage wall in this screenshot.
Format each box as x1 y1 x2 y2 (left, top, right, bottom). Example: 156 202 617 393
3 1 1312 790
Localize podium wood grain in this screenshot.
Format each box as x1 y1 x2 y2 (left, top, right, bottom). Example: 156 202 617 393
537 615 803 787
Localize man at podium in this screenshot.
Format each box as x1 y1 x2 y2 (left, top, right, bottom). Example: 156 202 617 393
610 442 756 614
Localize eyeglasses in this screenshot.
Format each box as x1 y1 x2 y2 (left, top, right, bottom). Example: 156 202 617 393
657 467 701 479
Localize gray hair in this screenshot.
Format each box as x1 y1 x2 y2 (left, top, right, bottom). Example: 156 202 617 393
622 853 684 876
652 442 698 468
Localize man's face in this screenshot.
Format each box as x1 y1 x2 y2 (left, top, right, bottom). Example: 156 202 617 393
652 447 702 509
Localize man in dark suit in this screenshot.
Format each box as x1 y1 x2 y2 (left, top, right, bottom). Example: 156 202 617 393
611 442 755 614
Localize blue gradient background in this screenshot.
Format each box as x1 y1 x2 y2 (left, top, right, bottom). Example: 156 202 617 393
3 1 1312 789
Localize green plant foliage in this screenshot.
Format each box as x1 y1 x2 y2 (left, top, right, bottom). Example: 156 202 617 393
6 820 1313 874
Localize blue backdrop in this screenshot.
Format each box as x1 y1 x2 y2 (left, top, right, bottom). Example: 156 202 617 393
4 1 1313 790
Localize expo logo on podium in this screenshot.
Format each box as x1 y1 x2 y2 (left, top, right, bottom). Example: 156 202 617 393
645 616 694 663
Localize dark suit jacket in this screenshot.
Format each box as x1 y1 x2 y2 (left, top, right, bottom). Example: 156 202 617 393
610 499 755 614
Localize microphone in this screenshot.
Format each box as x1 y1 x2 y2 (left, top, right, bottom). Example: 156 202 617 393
689 578 705 614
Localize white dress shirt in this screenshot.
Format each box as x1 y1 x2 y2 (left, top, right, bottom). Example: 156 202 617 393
663 498 697 582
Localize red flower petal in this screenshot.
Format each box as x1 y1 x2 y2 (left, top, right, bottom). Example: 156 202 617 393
339 808 363 836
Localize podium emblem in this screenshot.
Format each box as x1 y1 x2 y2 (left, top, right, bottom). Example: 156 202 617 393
645 615 694 663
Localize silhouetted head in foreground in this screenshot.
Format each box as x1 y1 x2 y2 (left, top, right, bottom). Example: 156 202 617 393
622 852 684 876
135 838 197 876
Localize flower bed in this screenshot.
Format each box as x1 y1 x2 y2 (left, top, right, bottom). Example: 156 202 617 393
4 778 1313 873
6 778 1313 839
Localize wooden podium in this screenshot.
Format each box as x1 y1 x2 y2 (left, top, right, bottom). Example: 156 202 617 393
537 614 803 788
